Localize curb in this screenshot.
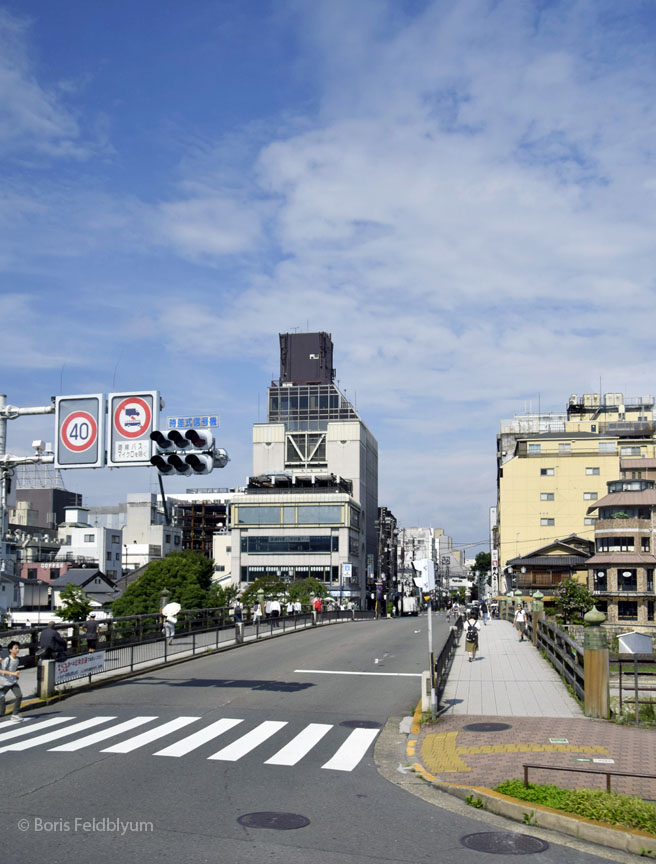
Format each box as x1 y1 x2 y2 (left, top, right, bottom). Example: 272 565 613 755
406 701 656 858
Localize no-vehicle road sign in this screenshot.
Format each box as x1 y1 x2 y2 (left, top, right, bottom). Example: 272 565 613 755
107 391 160 466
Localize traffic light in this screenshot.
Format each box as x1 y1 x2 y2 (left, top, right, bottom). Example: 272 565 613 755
149 428 228 475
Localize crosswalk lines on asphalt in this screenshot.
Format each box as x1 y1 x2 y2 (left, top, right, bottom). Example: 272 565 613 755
0 714 380 771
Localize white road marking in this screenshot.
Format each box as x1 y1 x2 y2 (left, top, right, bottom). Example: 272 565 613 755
154 718 244 757
49 717 158 751
321 727 379 771
208 720 287 761
265 723 333 766
0 716 75 743
0 717 115 752
295 669 422 677
101 717 199 753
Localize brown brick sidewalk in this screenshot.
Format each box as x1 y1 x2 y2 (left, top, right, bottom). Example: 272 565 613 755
415 714 656 802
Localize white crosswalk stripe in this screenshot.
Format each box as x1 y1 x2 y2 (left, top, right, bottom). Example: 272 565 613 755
154 718 243 757
321 727 380 771
0 716 76 743
208 720 288 761
101 717 200 753
265 723 333 766
50 717 159 751
0 717 115 753
3 714 380 771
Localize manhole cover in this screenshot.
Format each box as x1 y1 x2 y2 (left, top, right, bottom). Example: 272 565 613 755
462 722 512 732
340 720 382 729
461 832 549 854
237 812 310 830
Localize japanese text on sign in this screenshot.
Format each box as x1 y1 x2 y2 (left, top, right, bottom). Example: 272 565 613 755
166 415 219 430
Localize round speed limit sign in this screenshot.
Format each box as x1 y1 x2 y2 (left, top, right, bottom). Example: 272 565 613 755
61 411 98 452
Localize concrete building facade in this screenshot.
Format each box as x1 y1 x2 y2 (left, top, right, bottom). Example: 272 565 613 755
497 392 656 570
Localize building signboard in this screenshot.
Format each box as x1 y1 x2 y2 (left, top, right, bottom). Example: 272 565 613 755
166 415 219 430
55 650 105 684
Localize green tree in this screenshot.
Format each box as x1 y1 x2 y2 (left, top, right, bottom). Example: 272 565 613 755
240 575 286 607
59 584 93 621
554 577 594 623
472 552 491 574
207 581 240 608
286 578 328 606
111 550 214 617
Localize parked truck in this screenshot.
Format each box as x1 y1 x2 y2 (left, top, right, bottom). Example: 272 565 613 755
401 595 419 616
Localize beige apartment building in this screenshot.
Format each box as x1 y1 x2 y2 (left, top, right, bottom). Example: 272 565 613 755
496 393 656 576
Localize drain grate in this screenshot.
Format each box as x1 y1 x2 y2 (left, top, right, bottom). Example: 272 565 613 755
461 832 549 854
237 812 310 830
462 722 512 732
340 720 382 729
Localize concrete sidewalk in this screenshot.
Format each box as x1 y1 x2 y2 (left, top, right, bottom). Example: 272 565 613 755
407 618 656 855
440 614 583 718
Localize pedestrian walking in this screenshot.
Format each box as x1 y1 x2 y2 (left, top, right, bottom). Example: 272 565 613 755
480 600 489 626
293 599 302 615
233 601 243 623
286 600 294 616
85 613 99 652
464 614 481 662
264 599 272 620
270 598 281 626
514 605 527 642
0 641 24 721
164 616 176 646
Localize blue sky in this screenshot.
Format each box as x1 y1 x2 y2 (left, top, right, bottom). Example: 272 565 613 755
2 0 656 552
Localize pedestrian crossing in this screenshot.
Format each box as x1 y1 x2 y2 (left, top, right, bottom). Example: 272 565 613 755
0 714 380 772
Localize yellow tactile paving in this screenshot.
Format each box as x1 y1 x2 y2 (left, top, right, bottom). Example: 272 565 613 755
420 732 610 774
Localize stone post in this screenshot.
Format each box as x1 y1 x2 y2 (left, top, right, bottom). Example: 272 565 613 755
531 590 544 647
583 606 609 719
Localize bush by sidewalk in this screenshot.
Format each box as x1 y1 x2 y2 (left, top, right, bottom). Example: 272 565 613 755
494 778 656 835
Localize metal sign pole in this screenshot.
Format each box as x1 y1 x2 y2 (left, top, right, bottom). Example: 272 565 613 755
427 596 436 719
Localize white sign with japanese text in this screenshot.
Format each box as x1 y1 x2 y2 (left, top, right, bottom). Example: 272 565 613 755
55 651 105 684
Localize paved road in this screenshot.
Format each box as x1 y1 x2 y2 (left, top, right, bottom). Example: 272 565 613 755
0 616 620 864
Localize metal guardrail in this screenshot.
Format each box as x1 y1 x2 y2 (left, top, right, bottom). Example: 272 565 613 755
612 653 656 724
434 614 463 704
30 607 376 689
523 762 656 794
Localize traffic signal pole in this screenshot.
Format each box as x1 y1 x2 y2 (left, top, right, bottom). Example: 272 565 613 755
0 394 56 577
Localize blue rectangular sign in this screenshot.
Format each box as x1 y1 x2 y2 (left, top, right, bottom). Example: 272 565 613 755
166 415 219 430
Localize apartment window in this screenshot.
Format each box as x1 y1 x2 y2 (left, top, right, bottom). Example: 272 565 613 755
593 570 607 591
540 492 554 501
215 565 225 572
84 534 95 543
642 537 651 553
540 468 555 476
27 568 37 580
174 536 180 545
165 534 171 543
540 518 555 526
583 492 598 500
584 517 596 525
226 546 231 553
618 569 637 592
621 446 642 456
112 534 121 544
528 444 541 454
596 537 634 552
558 443 572 454
106 552 112 561
648 569 654 592
599 442 616 453
115 552 121 560
648 601 655 622
618 600 638 620
585 467 600 475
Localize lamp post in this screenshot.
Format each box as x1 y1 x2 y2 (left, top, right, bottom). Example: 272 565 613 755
160 588 170 611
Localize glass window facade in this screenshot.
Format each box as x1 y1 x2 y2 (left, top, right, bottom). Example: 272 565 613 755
241 536 338 554
240 565 339 583
268 383 358 432
237 504 344 526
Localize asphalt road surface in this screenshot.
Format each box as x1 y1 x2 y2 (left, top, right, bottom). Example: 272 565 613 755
0 616 625 864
